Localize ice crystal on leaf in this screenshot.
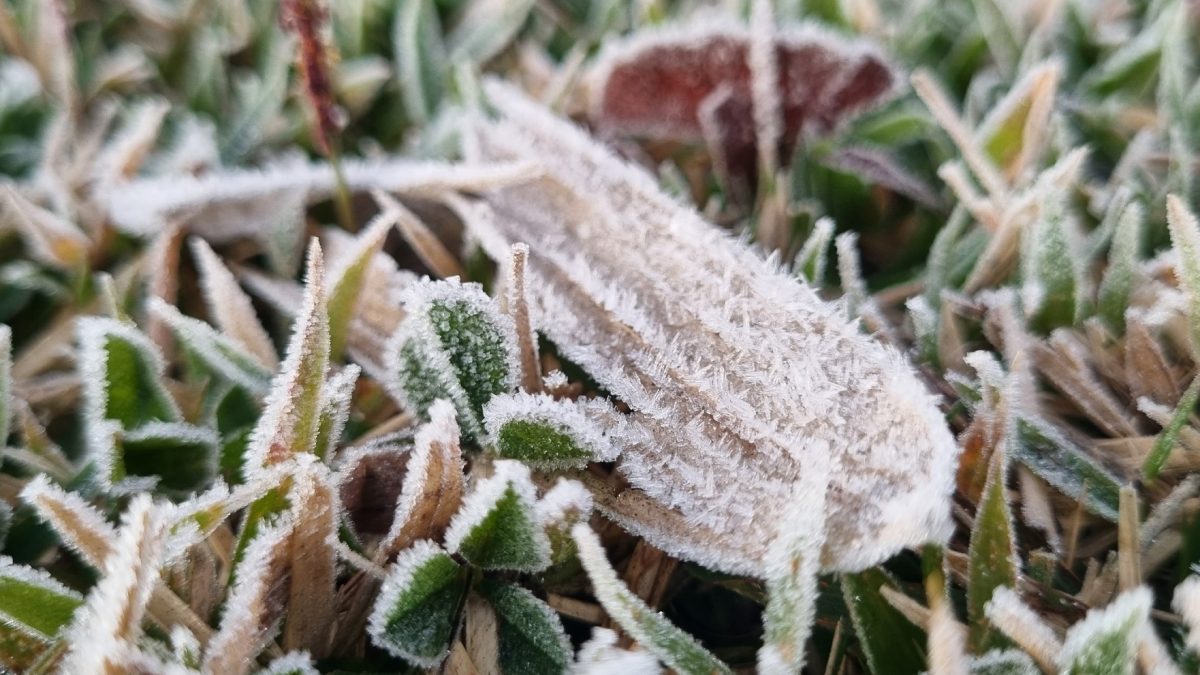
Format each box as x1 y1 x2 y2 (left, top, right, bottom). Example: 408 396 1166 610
1056 587 1151 675
457 81 960 576
385 277 519 442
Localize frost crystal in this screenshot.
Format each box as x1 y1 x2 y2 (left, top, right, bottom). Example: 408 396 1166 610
458 81 960 575
367 539 468 668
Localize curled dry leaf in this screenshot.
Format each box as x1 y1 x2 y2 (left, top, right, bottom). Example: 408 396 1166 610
375 399 464 562
589 17 899 183
456 81 959 576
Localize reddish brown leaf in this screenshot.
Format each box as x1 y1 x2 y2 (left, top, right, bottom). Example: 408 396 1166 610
591 21 899 182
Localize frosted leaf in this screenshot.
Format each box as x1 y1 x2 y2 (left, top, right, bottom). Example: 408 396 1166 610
256 651 319 675
748 0 781 175
757 465 828 674
478 579 572 675
1097 201 1144 333
385 277 519 442
326 209 399 360
792 217 835 283
0 185 89 271
21 473 117 568
394 0 447 124
204 514 295 675
536 478 594 529
1056 586 1151 675
120 421 220 497
572 523 731 675
313 364 359 461
367 539 470 668
976 60 1061 184
94 98 170 182
281 459 337 657
0 555 83 641
61 495 168 674
1173 576 1200 654
443 459 551 572
840 568 926 674
1166 195 1200 356
589 16 900 178
244 240 330 474
446 0 535 65
537 478 594 568
822 146 942 207
483 392 623 469
147 297 273 395
573 627 662 675
377 399 463 560
191 238 279 370
105 157 538 237
1020 185 1083 333
77 316 180 431
967 446 1019 652
459 82 960 575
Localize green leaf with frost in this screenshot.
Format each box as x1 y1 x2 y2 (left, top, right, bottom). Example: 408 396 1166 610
1144 373 1200 481
484 392 622 469
1057 587 1150 675
1084 16 1163 97
394 0 447 124
444 460 550 572
841 568 925 675
1166 195 1200 356
793 217 835 283
759 468 828 673
968 448 1018 653
327 211 397 360
147 298 272 396
244 241 329 473
387 277 518 442
312 365 359 461
1022 188 1082 333
1012 417 1121 521
479 579 572 675
368 540 469 668
1097 201 1143 333
78 317 179 429
0 557 82 641
447 0 536 65
572 523 731 675
119 422 219 497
